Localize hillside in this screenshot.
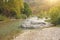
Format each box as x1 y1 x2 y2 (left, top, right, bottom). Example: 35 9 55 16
24 0 49 14
24 0 60 14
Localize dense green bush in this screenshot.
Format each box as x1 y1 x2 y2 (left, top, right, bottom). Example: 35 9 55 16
49 7 60 25
21 2 32 17
38 6 60 25
0 7 16 18
10 10 16 17
0 0 24 19
16 14 27 19
0 15 7 21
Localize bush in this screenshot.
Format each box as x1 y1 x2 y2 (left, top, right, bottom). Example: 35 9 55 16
0 15 7 21
16 14 27 19
10 10 16 17
21 2 32 17
49 7 60 25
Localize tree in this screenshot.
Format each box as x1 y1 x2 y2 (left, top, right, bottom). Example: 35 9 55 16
0 0 24 18
8 0 24 18
22 2 32 17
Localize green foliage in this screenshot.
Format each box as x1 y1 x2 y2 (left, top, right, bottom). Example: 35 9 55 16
48 7 60 25
0 15 7 21
38 10 48 18
38 6 60 25
16 14 27 19
22 2 32 17
20 14 27 19
0 0 24 19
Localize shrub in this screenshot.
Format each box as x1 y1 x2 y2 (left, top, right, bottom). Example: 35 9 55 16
0 15 7 21
49 7 60 25
21 2 32 17
16 14 27 19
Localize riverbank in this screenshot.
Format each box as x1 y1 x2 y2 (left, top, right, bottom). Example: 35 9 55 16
0 19 23 40
14 27 60 40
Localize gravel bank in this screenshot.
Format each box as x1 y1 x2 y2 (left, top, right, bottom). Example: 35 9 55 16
14 27 60 40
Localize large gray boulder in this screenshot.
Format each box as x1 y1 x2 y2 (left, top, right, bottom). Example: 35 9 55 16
21 17 52 28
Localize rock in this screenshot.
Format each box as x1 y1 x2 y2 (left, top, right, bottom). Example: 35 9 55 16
21 16 52 28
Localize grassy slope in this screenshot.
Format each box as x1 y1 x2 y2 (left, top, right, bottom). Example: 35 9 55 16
0 19 23 40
